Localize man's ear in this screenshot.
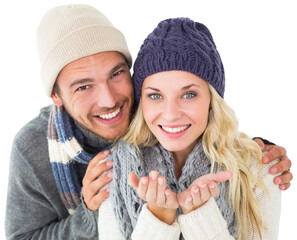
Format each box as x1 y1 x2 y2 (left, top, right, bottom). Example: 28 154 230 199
51 90 63 106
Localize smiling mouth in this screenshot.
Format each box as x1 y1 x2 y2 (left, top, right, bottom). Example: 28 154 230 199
159 124 191 133
97 107 121 120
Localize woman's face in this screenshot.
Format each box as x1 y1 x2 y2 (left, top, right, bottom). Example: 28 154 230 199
141 70 211 156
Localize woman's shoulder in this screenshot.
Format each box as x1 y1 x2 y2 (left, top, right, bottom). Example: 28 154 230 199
248 154 282 239
249 152 281 202
249 152 279 179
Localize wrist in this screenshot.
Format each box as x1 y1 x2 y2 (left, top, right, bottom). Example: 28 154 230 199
147 204 177 225
252 137 275 145
181 200 207 214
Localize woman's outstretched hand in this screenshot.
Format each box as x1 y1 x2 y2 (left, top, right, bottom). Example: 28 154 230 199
128 170 179 224
177 171 233 214
128 170 232 223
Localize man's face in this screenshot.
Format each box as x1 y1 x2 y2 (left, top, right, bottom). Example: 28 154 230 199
51 51 134 140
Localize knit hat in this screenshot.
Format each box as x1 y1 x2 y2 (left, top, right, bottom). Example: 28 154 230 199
37 4 132 97
133 17 225 103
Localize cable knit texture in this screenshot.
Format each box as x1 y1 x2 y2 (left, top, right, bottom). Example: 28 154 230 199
98 150 280 240
110 139 236 239
133 17 225 104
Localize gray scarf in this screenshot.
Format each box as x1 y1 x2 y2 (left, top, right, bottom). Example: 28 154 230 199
111 139 237 239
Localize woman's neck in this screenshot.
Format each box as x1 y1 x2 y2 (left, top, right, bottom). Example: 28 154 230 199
173 141 196 179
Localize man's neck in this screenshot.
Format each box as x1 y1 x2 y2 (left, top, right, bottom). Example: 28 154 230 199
74 121 114 154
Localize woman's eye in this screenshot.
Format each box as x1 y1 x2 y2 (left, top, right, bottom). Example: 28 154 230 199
149 94 162 100
183 92 196 99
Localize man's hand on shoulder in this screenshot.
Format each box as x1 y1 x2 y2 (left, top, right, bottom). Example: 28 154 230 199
254 138 293 190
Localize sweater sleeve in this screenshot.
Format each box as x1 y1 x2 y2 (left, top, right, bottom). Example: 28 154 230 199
5 123 98 240
131 204 181 240
248 159 281 239
178 198 233 240
177 158 281 240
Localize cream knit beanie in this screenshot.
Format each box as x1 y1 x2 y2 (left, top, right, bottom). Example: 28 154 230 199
37 4 132 97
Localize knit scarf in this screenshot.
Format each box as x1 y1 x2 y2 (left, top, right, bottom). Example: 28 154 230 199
47 105 113 214
111 140 237 239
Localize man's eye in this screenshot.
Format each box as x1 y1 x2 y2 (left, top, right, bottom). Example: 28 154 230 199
77 85 89 91
148 94 162 100
112 70 124 77
183 92 196 99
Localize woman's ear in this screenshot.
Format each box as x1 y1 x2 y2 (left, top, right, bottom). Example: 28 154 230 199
51 90 63 106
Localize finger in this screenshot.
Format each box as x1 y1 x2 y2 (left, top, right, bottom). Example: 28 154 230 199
82 160 113 187
128 172 140 189
165 190 179 209
137 177 149 200
268 158 292 175
202 171 233 184
191 186 202 206
146 171 159 203
83 171 113 201
208 182 219 197
156 176 166 206
253 138 265 151
273 171 293 185
262 146 286 164
87 150 111 171
198 181 211 202
88 187 110 211
184 195 193 210
279 182 291 191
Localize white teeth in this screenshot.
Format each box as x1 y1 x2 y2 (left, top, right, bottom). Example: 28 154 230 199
161 125 190 133
98 108 120 119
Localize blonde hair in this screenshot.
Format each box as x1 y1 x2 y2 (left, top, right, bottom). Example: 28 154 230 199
123 84 265 239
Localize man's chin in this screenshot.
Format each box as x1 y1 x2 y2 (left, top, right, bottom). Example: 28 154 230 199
89 126 127 141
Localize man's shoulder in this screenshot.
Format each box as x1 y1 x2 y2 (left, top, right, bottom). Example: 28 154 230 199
11 105 53 167
14 105 52 146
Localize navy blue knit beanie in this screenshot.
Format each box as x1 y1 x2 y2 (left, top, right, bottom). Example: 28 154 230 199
133 18 225 104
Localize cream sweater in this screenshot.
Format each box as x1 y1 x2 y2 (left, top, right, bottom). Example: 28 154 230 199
98 159 281 240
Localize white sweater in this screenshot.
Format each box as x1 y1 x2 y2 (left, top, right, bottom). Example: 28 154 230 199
98 159 281 240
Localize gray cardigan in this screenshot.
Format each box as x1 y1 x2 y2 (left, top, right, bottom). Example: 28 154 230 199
5 105 100 240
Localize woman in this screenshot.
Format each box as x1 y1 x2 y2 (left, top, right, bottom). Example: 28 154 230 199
105 18 281 239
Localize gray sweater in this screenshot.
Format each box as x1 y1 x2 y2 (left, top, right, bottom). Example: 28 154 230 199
5 105 107 239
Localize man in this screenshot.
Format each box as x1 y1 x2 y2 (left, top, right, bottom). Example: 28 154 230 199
5 4 292 239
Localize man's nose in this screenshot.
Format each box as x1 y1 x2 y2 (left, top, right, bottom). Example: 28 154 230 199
96 84 118 108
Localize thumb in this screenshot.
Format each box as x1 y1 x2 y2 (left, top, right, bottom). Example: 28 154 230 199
214 171 233 183
203 171 233 183
128 172 140 189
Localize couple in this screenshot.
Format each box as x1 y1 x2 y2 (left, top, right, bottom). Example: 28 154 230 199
5 4 292 240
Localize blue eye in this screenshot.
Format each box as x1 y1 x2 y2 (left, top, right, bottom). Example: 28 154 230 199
183 92 196 99
112 70 124 77
149 94 162 100
77 85 90 91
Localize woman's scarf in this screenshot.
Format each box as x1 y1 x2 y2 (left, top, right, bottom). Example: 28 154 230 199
111 140 237 239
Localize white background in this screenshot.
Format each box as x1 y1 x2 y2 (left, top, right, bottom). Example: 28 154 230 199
0 0 296 238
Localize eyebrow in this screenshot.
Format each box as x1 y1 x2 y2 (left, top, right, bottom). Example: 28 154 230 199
108 62 128 76
68 61 128 89
181 84 201 90
69 78 94 89
144 84 201 91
